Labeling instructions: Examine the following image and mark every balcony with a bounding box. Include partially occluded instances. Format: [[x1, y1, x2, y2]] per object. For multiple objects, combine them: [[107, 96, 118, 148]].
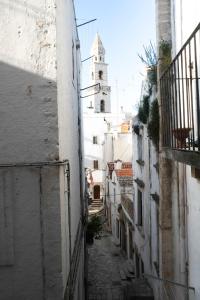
[[160, 23, 200, 167]]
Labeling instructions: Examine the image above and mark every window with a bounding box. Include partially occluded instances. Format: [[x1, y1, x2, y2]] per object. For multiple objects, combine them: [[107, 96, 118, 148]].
[[93, 136, 98, 144], [92, 72, 94, 80], [72, 40, 75, 80], [100, 100, 105, 112], [116, 219, 119, 238], [99, 70, 103, 80], [93, 160, 98, 169], [107, 182, 110, 196], [137, 135, 143, 160], [141, 259, 144, 275], [137, 189, 143, 226], [100, 56, 101, 61]]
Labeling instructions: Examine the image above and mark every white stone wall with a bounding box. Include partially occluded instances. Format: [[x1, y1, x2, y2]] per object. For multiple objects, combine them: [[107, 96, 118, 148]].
[[169, 2, 200, 299], [113, 132, 132, 162], [172, 0, 200, 54], [132, 105, 160, 298], [0, 1, 85, 299]]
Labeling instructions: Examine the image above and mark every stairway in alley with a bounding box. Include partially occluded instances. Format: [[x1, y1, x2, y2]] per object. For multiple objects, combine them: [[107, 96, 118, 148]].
[[88, 199, 104, 215], [87, 230, 154, 300]]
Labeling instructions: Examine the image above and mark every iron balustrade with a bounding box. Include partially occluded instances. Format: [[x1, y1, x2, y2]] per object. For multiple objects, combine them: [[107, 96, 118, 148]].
[[160, 23, 200, 152]]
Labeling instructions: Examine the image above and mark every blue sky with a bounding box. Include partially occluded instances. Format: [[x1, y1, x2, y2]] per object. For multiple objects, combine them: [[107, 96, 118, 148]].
[[75, 0, 156, 113]]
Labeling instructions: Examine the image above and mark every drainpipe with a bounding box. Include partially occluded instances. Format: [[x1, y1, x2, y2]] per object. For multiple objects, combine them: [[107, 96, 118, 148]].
[[183, 164, 189, 300]]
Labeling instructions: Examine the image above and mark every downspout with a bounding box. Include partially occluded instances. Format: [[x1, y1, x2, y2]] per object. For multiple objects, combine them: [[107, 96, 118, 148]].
[[183, 164, 189, 300], [39, 167, 46, 300]]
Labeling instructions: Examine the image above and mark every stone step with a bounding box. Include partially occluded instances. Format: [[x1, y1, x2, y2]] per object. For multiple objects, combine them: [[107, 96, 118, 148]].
[[119, 269, 127, 281], [122, 266, 135, 279], [126, 279, 154, 300], [125, 260, 135, 274]]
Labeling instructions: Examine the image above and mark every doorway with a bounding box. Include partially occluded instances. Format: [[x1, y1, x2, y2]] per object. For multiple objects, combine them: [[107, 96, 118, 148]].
[[93, 185, 100, 199]]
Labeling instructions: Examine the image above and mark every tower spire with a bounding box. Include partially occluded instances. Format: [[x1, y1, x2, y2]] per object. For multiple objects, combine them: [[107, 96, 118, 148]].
[[91, 33, 105, 62]]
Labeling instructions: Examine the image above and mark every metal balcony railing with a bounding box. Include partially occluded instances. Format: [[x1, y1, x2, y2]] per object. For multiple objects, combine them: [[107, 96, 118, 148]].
[[160, 23, 200, 153], [144, 273, 195, 300]]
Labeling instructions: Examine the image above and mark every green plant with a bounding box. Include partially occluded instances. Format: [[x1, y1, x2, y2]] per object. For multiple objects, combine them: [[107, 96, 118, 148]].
[[143, 95, 149, 117], [138, 42, 157, 68], [87, 215, 102, 237], [138, 42, 158, 87], [138, 95, 150, 124], [159, 40, 171, 72], [147, 98, 159, 148]]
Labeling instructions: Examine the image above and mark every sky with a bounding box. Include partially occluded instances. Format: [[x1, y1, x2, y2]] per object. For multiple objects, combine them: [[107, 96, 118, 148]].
[[74, 0, 156, 114]]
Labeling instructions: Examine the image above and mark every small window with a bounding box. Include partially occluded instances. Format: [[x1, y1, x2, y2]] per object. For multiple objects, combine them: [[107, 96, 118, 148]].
[[100, 56, 101, 61], [95, 56, 97, 61], [93, 160, 98, 169], [93, 136, 98, 144], [116, 219, 119, 238], [138, 135, 143, 160], [137, 190, 143, 226], [100, 100, 105, 112], [92, 72, 94, 80], [99, 70, 103, 80], [107, 182, 110, 196], [72, 40, 75, 80]]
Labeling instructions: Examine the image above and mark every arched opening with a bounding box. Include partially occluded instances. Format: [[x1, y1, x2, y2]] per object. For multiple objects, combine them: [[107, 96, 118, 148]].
[[100, 100, 105, 112], [93, 185, 100, 199], [99, 70, 103, 80]]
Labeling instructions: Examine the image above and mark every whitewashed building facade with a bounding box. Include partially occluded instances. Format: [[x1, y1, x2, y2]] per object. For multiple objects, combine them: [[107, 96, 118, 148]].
[[154, 0, 200, 299], [0, 1, 85, 300], [132, 83, 160, 298]]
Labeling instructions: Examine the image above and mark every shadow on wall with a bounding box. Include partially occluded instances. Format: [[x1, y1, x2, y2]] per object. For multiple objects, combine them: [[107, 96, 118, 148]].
[[0, 61, 58, 163]]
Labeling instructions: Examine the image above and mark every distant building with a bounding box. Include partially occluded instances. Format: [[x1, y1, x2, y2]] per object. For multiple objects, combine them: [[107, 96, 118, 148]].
[[83, 34, 131, 208], [105, 161, 134, 259]]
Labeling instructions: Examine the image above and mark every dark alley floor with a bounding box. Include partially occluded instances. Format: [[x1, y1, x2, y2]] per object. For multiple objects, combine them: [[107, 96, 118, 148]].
[[87, 231, 127, 300], [86, 230, 154, 300]]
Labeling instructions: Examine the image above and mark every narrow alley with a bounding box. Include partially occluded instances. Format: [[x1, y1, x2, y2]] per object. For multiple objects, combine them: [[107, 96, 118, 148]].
[[87, 229, 154, 300]]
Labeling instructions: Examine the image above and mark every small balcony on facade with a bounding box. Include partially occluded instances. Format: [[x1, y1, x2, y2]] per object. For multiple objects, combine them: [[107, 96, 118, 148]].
[[160, 23, 200, 167]]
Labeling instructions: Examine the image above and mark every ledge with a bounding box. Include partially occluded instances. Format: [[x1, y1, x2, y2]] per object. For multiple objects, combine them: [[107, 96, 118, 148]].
[[136, 225, 145, 238], [162, 148, 200, 169], [153, 162, 159, 172], [136, 159, 145, 166], [151, 193, 159, 203], [134, 178, 145, 188]]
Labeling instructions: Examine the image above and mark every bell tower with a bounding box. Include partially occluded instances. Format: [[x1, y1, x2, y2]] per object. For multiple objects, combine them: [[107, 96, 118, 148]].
[[88, 33, 111, 113]]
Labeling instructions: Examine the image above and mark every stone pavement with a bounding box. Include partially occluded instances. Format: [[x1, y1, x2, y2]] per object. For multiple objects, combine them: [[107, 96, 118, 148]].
[[87, 231, 127, 300]]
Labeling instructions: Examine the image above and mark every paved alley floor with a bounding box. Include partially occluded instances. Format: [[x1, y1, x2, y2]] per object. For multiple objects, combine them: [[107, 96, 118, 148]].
[[87, 231, 127, 300]]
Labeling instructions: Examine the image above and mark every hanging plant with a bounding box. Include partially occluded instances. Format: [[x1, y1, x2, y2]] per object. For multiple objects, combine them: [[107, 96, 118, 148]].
[[138, 95, 150, 124], [138, 42, 158, 86], [159, 40, 171, 73], [147, 98, 159, 149]]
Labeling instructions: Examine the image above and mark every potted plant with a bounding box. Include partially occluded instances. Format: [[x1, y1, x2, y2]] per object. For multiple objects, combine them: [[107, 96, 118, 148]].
[[172, 127, 191, 148], [138, 42, 158, 86], [86, 215, 102, 244]]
